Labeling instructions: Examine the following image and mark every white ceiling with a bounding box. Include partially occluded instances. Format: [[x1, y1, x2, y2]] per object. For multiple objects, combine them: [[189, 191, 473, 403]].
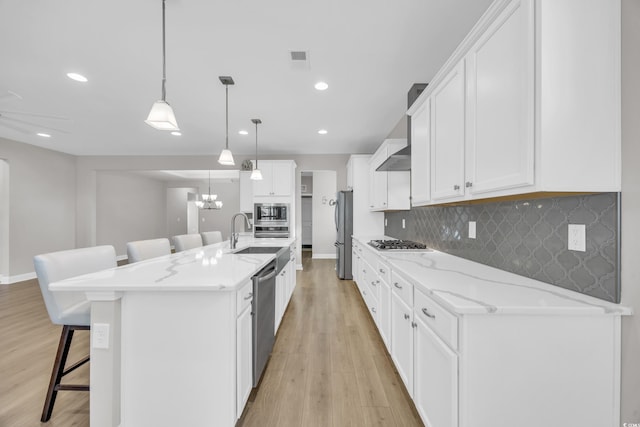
[[0, 0, 492, 157]]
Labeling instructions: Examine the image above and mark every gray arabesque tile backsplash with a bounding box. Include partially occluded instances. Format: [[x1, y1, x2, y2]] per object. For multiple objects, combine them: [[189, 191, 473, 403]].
[[385, 193, 620, 303]]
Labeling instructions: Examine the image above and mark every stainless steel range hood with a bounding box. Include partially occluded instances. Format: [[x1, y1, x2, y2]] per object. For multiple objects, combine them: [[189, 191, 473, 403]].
[[376, 144, 411, 171], [376, 83, 427, 172]]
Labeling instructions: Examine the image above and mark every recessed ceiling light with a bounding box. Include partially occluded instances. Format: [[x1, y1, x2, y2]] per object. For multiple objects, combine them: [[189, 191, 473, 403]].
[[66, 72, 88, 82], [37, 133, 51, 138], [314, 81, 328, 91], [318, 129, 328, 135], [171, 131, 181, 136], [238, 130, 249, 135]]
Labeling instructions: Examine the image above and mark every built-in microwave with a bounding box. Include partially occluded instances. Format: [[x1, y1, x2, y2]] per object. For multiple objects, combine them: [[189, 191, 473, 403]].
[[254, 203, 289, 238]]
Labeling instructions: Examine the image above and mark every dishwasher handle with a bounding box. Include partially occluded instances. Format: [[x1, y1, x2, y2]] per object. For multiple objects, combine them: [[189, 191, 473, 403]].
[[256, 265, 278, 283]]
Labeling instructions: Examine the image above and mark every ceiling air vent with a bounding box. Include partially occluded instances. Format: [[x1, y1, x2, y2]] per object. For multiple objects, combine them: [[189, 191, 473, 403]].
[[289, 50, 310, 69]]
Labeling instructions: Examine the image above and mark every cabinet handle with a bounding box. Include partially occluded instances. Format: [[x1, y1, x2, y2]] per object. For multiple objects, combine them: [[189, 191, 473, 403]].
[[394, 282, 402, 289], [465, 181, 473, 188], [363, 290, 367, 295], [379, 268, 385, 274], [422, 308, 436, 319], [244, 292, 253, 300], [370, 205, 374, 208], [411, 321, 417, 328], [371, 281, 377, 287], [371, 307, 377, 313], [404, 313, 410, 320], [363, 269, 366, 274], [453, 184, 460, 190]]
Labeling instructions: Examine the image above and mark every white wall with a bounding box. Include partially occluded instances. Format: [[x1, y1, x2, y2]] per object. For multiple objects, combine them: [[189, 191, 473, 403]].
[[166, 187, 197, 238], [311, 171, 337, 258], [0, 137, 76, 280], [0, 159, 9, 283], [197, 180, 245, 240], [621, 0, 640, 420], [96, 171, 166, 257]]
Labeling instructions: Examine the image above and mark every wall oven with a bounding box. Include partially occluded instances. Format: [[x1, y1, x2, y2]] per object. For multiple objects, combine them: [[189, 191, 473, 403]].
[[254, 203, 289, 238]]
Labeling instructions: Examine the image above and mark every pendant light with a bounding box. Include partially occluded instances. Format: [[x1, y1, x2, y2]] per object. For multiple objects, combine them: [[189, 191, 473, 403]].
[[250, 119, 263, 180], [145, 0, 179, 131], [196, 170, 223, 210], [218, 76, 235, 166]]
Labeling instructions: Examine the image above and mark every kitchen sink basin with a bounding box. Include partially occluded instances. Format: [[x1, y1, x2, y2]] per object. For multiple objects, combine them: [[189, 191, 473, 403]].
[[233, 246, 284, 254]]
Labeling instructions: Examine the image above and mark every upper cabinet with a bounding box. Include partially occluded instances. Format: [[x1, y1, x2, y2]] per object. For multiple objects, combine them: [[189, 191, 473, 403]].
[[252, 160, 295, 197], [408, 0, 621, 206], [368, 139, 411, 211]]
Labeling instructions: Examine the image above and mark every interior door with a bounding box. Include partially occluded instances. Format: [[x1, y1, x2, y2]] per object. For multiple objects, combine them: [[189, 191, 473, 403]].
[[301, 197, 312, 246]]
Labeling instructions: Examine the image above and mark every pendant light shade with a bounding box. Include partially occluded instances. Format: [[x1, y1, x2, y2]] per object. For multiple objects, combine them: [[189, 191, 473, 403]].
[[218, 76, 235, 166], [146, 100, 179, 130], [250, 118, 263, 180], [145, 0, 179, 131]]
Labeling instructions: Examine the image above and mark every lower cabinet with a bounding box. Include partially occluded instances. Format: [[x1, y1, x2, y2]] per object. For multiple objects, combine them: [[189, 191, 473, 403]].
[[390, 292, 414, 396], [413, 313, 458, 427], [236, 281, 253, 420], [378, 276, 391, 350]]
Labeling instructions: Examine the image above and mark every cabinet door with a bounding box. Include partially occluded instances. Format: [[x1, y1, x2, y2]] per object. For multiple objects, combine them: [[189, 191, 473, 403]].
[[414, 315, 458, 427], [411, 99, 431, 206], [252, 163, 273, 196], [431, 62, 466, 201], [390, 292, 413, 395], [368, 149, 388, 210], [236, 305, 253, 419], [271, 162, 292, 196], [378, 278, 391, 351], [275, 271, 285, 333], [465, 0, 534, 195]]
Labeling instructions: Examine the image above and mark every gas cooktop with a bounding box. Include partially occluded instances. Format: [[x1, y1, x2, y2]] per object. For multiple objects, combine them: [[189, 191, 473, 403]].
[[368, 239, 431, 251]]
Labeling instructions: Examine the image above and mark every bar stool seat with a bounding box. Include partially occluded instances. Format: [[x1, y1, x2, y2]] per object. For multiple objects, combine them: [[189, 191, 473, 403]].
[[34, 245, 117, 422], [201, 231, 223, 246], [126, 238, 171, 263], [172, 233, 203, 252]]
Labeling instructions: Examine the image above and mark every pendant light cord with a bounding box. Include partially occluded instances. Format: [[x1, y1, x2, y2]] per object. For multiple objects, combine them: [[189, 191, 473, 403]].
[[225, 85, 229, 149], [255, 121, 259, 169], [161, 0, 167, 101]]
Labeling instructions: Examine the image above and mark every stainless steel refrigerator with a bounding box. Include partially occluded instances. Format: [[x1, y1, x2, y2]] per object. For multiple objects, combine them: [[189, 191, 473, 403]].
[[334, 190, 353, 279]]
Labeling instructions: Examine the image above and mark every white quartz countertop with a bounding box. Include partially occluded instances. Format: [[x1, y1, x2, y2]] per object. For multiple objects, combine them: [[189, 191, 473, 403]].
[[354, 236, 631, 316], [49, 236, 295, 293]]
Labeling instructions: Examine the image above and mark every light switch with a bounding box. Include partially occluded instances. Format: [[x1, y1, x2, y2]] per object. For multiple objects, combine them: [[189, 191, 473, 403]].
[[92, 323, 110, 349], [402, 219, 406, 229], [568, 224, 586, 252], [469, 221, 476, 239], [385, 218, 387, 227]]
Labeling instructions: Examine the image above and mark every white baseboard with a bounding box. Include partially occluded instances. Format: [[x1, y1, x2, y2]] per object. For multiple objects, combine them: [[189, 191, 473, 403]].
[[296, 263, 303, 270], [312, 253, 337, 260], [6, 272, 37, 284], [0, 274, 7, 285]]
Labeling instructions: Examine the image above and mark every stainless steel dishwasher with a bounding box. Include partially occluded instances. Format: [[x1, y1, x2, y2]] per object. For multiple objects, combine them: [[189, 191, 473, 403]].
[[252, 247, 290, 387]]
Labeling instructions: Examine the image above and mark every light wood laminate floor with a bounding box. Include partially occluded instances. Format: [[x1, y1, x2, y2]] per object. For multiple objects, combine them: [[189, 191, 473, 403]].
[[1, 253, 422, 427]]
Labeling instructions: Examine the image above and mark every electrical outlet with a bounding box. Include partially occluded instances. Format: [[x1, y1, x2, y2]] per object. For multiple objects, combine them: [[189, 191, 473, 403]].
[[402, 218, 406, 229], [92, 323, 110, 349], [469, 221, 476, 239], [568, 224, 586, 252]]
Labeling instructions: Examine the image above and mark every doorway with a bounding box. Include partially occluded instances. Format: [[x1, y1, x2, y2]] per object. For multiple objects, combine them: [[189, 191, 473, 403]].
[[301, 172, 313, 250], [0, 159, 9, 284]]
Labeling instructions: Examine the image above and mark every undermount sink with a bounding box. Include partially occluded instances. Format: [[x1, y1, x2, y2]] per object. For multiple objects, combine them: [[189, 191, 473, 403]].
[[233, 246, 284, 255]]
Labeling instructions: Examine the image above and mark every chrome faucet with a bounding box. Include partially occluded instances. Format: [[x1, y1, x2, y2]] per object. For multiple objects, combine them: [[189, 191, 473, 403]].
[[230, 212, 251, 249]]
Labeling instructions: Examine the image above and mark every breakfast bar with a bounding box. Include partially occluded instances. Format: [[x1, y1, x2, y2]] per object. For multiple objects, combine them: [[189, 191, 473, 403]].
[[49, 237, 295, 427]]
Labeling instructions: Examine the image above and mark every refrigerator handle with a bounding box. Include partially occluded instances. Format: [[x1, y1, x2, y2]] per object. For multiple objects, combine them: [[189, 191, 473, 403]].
[[334, 198, 339, 232]]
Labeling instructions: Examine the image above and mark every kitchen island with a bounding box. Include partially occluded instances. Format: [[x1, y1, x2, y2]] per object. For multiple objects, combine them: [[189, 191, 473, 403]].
[[352, 235, 631, 427], [49, 236, 296, 427]]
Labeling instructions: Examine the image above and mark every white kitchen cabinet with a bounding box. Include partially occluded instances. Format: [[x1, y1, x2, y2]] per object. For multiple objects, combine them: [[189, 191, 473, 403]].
[[430, 61, 466, 202], [410, 99, 431, 206], [236, 289, 253, 420], [413, 313, 458, 427], [465, 0, 534, 196], [390, 291, 413, 396], [252, 161, 294, 197], [368, 139, 411, 211], [377, 270, 391, 350], [239, 171, 253, 213], [408, 0, 621, 205], [275, 267, 286, 333]]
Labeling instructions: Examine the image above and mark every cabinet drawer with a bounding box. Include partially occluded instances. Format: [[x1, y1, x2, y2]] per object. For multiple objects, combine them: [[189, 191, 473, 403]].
[[414, 289, 458, 350], [391, 271, 413, 307], [376, 260, 391, 285], [236, 280, 253, 313]]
